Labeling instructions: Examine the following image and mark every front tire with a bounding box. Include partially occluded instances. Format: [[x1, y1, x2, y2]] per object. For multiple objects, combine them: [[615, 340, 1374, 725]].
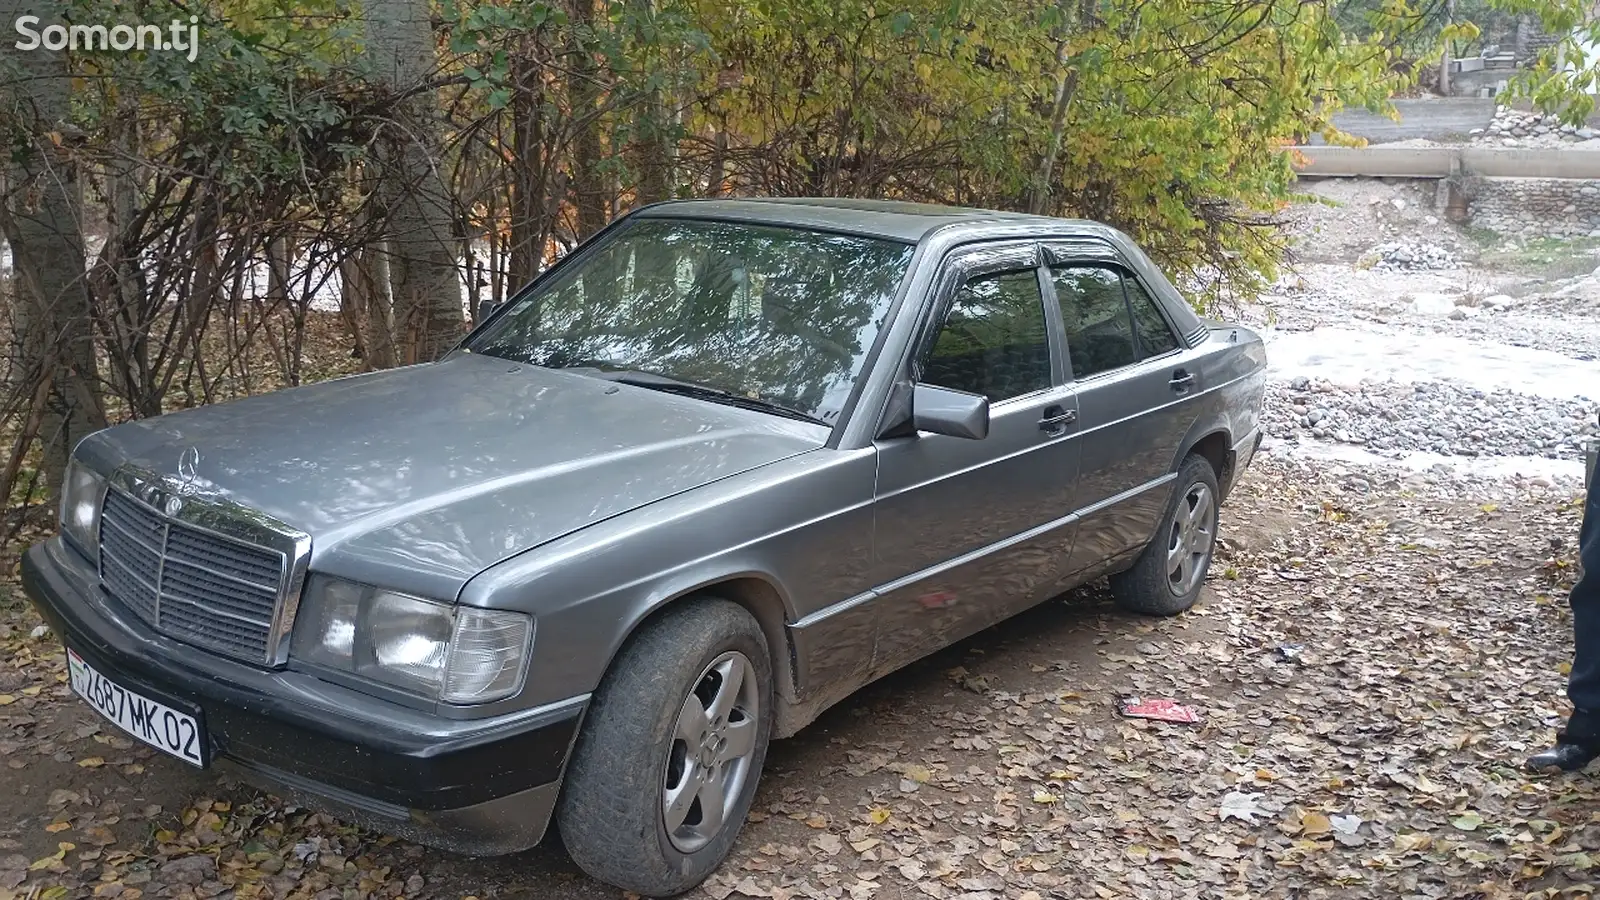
[[558, 598, 773, 897], [1110, 454, 1221, 616]]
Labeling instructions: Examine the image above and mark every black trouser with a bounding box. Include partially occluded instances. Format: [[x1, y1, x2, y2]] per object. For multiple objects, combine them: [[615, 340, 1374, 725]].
[[1564, 472, 1600, 746]]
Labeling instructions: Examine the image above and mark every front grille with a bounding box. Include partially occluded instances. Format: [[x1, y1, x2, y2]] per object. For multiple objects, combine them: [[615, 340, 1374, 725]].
[[98, 488, 288, 662]]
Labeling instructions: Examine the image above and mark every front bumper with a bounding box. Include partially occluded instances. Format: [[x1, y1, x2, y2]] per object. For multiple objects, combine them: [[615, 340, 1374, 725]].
[[22, 539, 583, 856]]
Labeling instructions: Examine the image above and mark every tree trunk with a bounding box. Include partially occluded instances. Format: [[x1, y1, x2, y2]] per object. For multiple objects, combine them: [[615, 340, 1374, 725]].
[[634, 89, 673, 204], [1026, 0, 1095, 215], [569, 0, 608, 240], [338, 254, 371, 361], [361, 246, 399, 370], [266, 234, 291, 306], [365, 0, 466, 363], [0, 0, 108, 504], [508, 49, 547, 287], [1437, 0, 1455, 96]]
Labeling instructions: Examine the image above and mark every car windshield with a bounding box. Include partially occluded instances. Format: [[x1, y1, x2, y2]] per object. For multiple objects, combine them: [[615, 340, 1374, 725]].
[[469, 218, 916, 425]]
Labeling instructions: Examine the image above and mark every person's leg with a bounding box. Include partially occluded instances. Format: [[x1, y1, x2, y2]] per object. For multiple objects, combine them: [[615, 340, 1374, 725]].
[[1530, 474, 1600, 771], [1566, 477, 1600, 733]]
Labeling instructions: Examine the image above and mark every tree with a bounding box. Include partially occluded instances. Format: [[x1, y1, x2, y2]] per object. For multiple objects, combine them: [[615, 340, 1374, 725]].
[[0, 0, 108, 506], [365, 0, 468, 363]]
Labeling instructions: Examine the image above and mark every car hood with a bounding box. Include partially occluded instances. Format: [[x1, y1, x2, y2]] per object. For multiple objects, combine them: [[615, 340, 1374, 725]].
[[81, 352, 826, 599]]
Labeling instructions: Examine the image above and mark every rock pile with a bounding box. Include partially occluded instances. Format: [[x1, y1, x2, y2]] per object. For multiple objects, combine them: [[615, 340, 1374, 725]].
[[1473, 108, 1600, 148], [1364, 240, 1459, 271], [1262, 376, 1599, 460]]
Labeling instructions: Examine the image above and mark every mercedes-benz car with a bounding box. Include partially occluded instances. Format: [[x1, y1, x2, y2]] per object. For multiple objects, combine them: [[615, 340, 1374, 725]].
[[23, 198, 1266, 897]]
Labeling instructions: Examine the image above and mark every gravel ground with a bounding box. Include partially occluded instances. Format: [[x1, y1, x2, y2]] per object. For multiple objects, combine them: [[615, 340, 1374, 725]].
[[1261, 378, 1596, 460], [1257, 181, 1600, 470]]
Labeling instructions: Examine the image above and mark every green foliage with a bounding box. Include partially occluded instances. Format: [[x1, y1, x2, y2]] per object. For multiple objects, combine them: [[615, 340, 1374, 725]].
[[13, 0, 1600, 313]]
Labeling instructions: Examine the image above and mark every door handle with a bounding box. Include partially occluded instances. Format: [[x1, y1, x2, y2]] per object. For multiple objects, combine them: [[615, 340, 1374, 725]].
[[1039, 405, 1077, 434], [1170, 370, 1197, 393]]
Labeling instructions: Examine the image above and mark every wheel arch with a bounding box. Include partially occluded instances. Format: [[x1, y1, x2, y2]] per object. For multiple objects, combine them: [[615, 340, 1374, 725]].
[[601, 571, 801, 717], [1173, 424, 1233, 493]]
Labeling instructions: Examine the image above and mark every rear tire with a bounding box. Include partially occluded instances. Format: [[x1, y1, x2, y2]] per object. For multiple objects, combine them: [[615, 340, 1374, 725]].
[[1110, 454, 1221, 617], [558, 598, 772, 898]]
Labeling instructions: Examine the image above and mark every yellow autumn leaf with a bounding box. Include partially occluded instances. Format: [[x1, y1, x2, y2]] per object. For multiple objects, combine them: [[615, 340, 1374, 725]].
[[1032, 790, 1059, 804], [1301, 812, 1332, 834], [0, 694, 16, 705], [1394, 832, 1432, 853], [904, 764, 932, 783], [866, 807, 891, 825], [45, 822, 71, 833], [77, 757, 105, 768], [803, 814, 828, 828]]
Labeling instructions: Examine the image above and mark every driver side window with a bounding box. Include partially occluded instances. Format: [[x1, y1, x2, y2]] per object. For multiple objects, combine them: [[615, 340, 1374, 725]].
[[919, 269, 1051, 401]]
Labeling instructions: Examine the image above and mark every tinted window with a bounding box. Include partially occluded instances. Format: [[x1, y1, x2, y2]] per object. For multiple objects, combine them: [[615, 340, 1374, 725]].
[[1126, 278, 1178, 357], [1051, 266, 1136, 379], [470, 219, 915, 424], [920, 269, 1050, 401]]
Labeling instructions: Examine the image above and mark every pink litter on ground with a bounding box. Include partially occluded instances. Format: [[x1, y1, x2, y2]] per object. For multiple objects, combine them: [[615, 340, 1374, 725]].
[[1116, 697, 1201, 723]]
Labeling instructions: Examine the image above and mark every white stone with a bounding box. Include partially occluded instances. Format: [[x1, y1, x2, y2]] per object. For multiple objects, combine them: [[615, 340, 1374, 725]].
[[1409, 293, 1458, 316], [1484, 294, 1516, 309], [1448, 306, 1480, 320], [1391, 198, 1406, 210]]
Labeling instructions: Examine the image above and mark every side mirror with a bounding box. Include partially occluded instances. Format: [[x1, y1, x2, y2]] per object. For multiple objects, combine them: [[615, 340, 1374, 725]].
[[912, 383, 990, 440]]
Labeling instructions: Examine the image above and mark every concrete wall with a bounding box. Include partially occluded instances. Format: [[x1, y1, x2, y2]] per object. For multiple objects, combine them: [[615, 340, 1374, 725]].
[[1293, 146, 1600, 179], [1463, 177, 1600, 238]]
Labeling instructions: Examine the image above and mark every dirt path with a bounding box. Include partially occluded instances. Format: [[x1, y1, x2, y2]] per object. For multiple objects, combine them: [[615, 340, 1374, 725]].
[[1, 456, 1593, 900]]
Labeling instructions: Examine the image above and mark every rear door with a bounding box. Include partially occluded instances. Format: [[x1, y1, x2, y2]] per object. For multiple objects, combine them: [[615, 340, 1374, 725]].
[[1047, 253, 1203, 580], [867, 243, 1084, 675]]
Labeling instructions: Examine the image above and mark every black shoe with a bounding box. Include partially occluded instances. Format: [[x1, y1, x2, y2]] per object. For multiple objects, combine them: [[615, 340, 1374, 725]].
[[1527, 741, 1600, 772]]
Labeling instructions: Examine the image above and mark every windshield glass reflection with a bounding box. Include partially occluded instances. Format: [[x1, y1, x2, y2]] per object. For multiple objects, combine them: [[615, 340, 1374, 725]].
[[470, 218, 916, 424]]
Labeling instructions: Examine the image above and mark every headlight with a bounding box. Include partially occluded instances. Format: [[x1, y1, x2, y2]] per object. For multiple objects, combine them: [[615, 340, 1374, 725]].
[[292, 576, 533, 705], [60, 459, 106, 563]]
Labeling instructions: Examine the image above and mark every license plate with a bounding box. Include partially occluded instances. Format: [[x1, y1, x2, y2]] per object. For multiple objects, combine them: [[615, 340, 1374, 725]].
[[67, 648, 205, 767]]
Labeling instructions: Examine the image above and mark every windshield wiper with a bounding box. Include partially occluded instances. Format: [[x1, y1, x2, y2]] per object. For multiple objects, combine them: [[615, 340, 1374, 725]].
[[605, 373, 830, 427]]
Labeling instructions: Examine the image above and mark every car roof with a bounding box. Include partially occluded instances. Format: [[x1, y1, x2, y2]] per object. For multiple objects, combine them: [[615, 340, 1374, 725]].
[[634, 197, 1104, 244], [630, 196, 1209, 346]]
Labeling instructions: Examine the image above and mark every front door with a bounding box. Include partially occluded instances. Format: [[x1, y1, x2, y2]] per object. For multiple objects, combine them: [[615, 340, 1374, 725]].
[[868, 246, 1083, 675]]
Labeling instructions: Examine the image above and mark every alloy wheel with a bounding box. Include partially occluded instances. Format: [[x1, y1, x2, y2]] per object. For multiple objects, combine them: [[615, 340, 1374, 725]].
[[1166, 482, 1216, 596], [662, 651, 761, 853]]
